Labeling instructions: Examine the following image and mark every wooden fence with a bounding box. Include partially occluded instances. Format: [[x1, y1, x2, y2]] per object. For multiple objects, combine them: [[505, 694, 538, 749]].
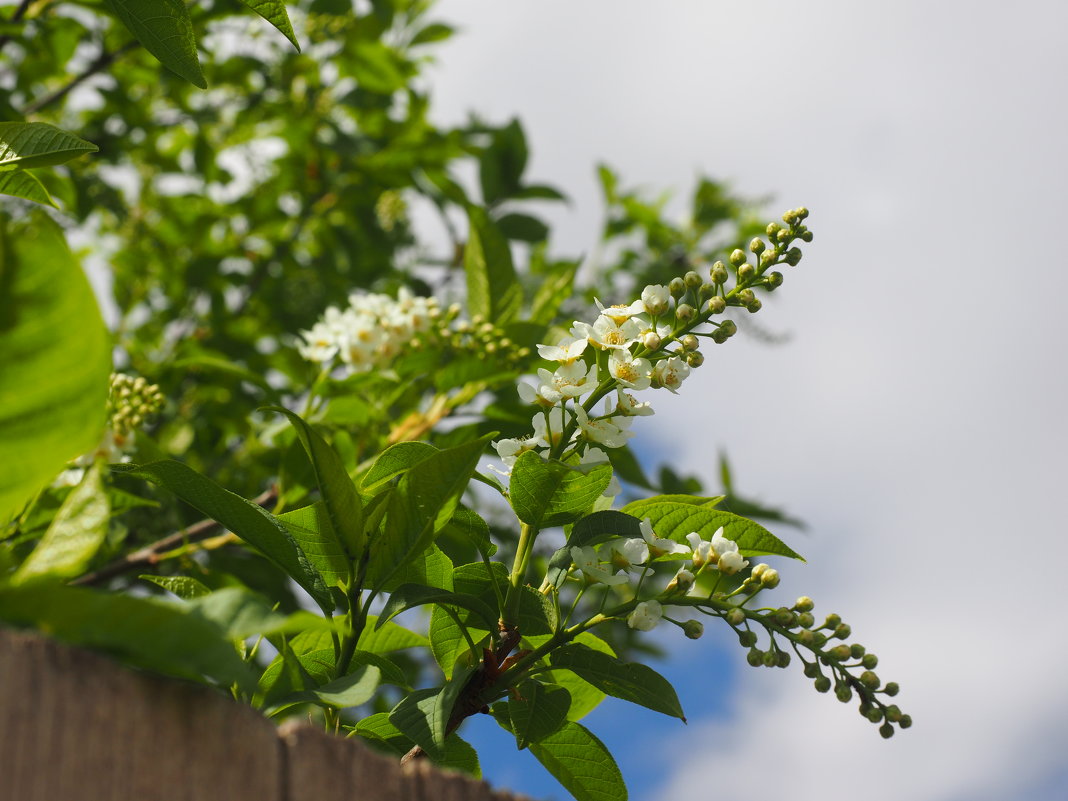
[[0, 628, 531, 801]]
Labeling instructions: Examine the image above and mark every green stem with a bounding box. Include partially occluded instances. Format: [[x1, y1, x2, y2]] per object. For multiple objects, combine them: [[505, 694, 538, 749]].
[[503, 522, 537, 625]]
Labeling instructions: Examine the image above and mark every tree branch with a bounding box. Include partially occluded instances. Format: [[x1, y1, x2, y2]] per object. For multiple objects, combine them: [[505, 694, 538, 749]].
[[23, 41, 139, 116], [0, 0, 35, 54], [71, 485, 278, 587]]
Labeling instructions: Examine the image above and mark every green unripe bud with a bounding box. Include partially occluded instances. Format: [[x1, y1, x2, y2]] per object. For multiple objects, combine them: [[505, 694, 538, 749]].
[[737, 263, 755, 282], [762, 650, 778, 668], [785, 247, 803, 266], [812, 632, 828, 648], [782, 209, 798, 224], [859, 671, 880, 690], [765, 271, 784, 289], [797, 612, 815, 629], [774, 608, 796, 627], [719, 319, 738, 337], [776, 651, 791, 668], [867, 707, 885, 724], [710, 262, 729, 285], [759, 251, 776, 268], [814, 676, 832, 693], [698, 282, 717, 300], [829, 645, 851, 661], [726, 608, 746, 626], [736, 288, 756, 306], [823, 614, 842, 629], [862, 653, 879, 670], [750, 563, 768, 579], [899, 714, 912, 729], [746, 298, 763, 313], [794, 596, 814, 613], [834, 623, 852, 640], [749, 237, 765, 254], [797, 629, 815, 646], [684, 270, 703, 289], [760, 568, 780, 588], [685, 351, 704, 368], [747, 648, 763, 667], [883, 682, 899, 697], [796, 206, 809, 220], [885, 705, 902, 723], [879, 722, 895, 739], [729, 248, 748, 267], [711, 327, 730, 344], [738, 630, 758, 647], [669, 277, 686, 298], [676, 303, 695, 321], [850, 644, 866, 659], [680, 334, 699, 351], [766, 222, 781, 237], [836, 685, 853, 703], [803, 662, 819, 678], [706, 296, 727, 315], [800, 230, 814, 242], [683, 620, 704, 640], [776, 229, 791, 244]]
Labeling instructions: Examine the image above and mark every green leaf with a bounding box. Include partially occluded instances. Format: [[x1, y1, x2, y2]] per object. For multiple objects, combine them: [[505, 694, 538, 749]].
[[529, 260, 578, 326], [378, 544, 454, 593], [378, 584, 496, 632], [0, 582, 255, 691], [13, 462, 109, 584], [0, 211, 110, 524], [509, 451, 612, 528], [441, 505, 497, 557], [0, 123, 98, 171], [365, 433, 493, 591], [185, 587, 339, 639], [544, 632, 614, 721], [479, 119, 527, 204], [410, 22, 454, 46], [298, 664, 380, 708], [528, 721, 627, 801], [346, 650, 410, 689], [514, 184, 567, 201], [112, 460, 333, 612], [463, 206, 521, 324], [550, 644, 685, 721], [389, 666, 474, 754], [545, 510, 643, 589], [360, 441, 438, 492], [428, 562, 507, 677], [139, 574, 211, 599], [0, 169, 56, 207], [256, 642, 327, 707], [171, 355, 280, 398], [496, 212, 548, 243], [433, 356, 517, 392], [508, 680, 570, 749], [623, 494, 724, 512], [103, 0, 207, 88], [352, 715, 480, 777], [266, 407, 364, 565], [236, 0, 300, 50], [277, 502, 350, 588], [620, 499, 803, 561], [357, 615, 428, 654]]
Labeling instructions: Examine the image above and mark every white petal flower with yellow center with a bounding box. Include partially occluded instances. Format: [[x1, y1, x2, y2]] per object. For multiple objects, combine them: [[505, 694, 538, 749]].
[[628, 600, 663, 631], [518, 380, 561, 407], [686, 531, 714, 568], [651, 356, 691, 393], [536, 337, 588, 364], [571, 546, 629, 585], [546, 362, 599, 399], [640, 518, 689, 558], [608, 350, 652, 391], [493, 436, 539, 468], [574, 405, 632, 449], [610, 538, 650, 570], [615, 390, 654, 417], [710, 527, 749, 575], [595, 297, 646, 325]]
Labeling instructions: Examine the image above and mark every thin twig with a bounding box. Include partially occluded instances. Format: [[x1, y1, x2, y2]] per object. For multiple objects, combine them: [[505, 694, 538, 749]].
[[22, 41, 138, 116], [72, 486, 277, 587]]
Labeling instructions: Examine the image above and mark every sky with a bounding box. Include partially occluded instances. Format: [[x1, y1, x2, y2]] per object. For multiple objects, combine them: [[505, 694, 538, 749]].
[[422, 2, 1068, 799]]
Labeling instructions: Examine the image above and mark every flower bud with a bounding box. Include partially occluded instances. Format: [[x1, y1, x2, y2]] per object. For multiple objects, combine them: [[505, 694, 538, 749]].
[[776, 229, 791, 244], [711, 327, 729, 344], [668, 277, 686, 298], [814, 676, 832, 693], [729, 248, 748, 267], [777, 651, 791, 668], [738, 630, 757, 647], [774, 608, 797, 628], [719, 320, 737, 337], [794, 596, 814, 613], [726, 608, 746, 626], [860, 671, 880, 690], [861, 653, 878, 669], [746, 648, 763, 667], [765, 271, 784, 289], [899, 714, 912, 729], [746, 298, 762, 313], [796, 207, 809, 220], [800, 230, 814, 242], [737, 288, 756, 306], [850, 644, 866, 659], [751, 563, 768, 579], [823, 613, 842, 629], [879, 723, 895, 739], [762, 651, 778, 668], [737, 264, 755, 282], [642, 331, 662, 350], [685, 351, 704, 368], [812, 632, 828, 648], [676, 303, 695, 321], [706, 296, 726, 315], [680, 334, 699, 351], [759, 251, 776, 268], [761, 568, 780, 588], [766, 222, 782, 237], [683, 620, 704, 639], [834, 623, 852, 639], [710, 262, 729, 285], [684, 270, 703, 289], [867, 707, 885, 724], [835, 684, 853, 703], [829, 645, 851, 661], [785, 247, 803, 266], [803, 662, 820, 678], [797, 629, 815, 646], [749, 237, 765, 254], [885, 705, 902, 723], [883, 682, 899, 697]]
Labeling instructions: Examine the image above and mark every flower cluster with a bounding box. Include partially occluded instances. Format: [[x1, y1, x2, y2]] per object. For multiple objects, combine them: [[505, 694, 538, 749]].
[[494, 208, 811, 472]]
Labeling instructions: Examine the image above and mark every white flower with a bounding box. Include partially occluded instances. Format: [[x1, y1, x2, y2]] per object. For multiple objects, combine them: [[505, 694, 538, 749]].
[[579, 447, 621, 496], [518, 379, 562, 406], [595, 297, 646, 324], [640, 285, 671, 316], [545, 362, 599, 399], [651, 356, 691, 393], [574, 405, 632, 449], [297, 321, 340, 363], [615, 390, 654, 417], [532, 407, 573, 449], [571, 546, 629, 585], [628, 600, 663, 631], [537, 336, 588, 364], [640, 518, 689, 558], [607, 350, 652, 390], [493, 436, 539, 468], [717, 550, 749, 575], [609, 538, 649, 570], [573, 315, 642, 351], [686, 531, 714, 568], [665, 567, 695, 594]]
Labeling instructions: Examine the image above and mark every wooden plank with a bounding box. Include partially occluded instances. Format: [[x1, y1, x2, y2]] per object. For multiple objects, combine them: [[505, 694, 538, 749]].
[[0, 628, 281, 801]]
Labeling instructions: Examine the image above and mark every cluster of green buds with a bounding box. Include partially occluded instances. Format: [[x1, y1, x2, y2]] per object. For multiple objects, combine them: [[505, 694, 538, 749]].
[[713, 589, 910, 739], [448, 312, 532, 367], [374, 190, 407, 233], [107, 373, 165, 441]]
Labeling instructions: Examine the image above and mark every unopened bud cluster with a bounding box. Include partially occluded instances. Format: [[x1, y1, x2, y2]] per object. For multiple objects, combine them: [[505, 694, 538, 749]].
[[704, 576, 909, 739], [107, 373, 164, 438]]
